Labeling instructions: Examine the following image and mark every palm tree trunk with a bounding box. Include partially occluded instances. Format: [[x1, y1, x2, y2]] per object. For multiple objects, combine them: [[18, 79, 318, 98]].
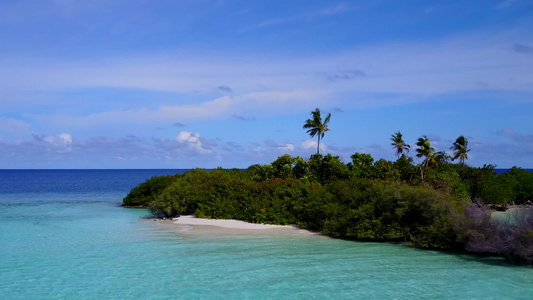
[[317, 135, 320, 154]]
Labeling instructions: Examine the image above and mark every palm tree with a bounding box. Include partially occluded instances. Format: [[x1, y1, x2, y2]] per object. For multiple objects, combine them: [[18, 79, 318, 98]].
[[450, 135, 470, 165], [415, 135, 435, 167], [303, 108, 331, 154], [434, 151, 451, 166], [390, 131, 410, 159]]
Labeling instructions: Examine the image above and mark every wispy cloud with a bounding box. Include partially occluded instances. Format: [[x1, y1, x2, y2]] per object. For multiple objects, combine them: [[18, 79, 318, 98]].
[[233, 114, 256, 121], [3, 28, 531, 107], [224, 141, 244, 152], [1, 28, 531, 139], [323, 70, 365, 82], [265, 139, 294, 152], [0, 117, 31, 135], [233, 115, 256, 122], [494, 0, 518, 10], [513, 43, 533, 54], [26, 89, 324, 134], [471, 128, 533, 167], [218, 85, 233, 93], [498, 127, 533, 144], [1, 1, 531, 169], [246, 2, 352, 31], [319, 2, 351, 16]]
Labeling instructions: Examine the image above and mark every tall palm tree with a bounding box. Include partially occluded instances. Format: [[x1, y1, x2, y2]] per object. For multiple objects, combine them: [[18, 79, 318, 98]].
[[390, 131, 410, 159], [450, 135, 470, 166], [415, 135, 435, 167], [303, 108, 331, 154]]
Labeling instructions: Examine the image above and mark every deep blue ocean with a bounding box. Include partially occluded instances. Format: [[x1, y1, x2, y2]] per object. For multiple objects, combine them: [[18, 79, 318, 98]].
[[495, 168, 533, 174], [1, 169, 532, 299]]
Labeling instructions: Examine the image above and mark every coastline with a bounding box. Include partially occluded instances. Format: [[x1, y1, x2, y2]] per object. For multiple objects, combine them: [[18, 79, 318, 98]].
[[168, 215, 317, 236]]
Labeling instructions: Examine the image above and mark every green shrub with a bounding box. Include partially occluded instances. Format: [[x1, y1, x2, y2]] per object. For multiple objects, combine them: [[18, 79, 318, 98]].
[[348, 152, 374, 179], [122, 175, 176, 206], [122, 154, 530, 263], [308, 153, 350, 184], [507, 167, 533, 204], [372, 159, 400, 181], [477, 173, 515, 206]]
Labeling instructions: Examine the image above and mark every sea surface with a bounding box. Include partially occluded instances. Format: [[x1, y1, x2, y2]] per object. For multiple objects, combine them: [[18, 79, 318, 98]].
[[495, 168, 533, 174], [1, 169, 532, 299]]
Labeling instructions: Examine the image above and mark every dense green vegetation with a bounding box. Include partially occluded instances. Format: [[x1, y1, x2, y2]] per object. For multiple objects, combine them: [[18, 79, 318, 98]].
[[124, 108, 533, 263], [123, 153, 533, 264]]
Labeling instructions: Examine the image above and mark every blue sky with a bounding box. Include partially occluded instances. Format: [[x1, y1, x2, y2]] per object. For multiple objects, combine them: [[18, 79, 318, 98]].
[[1, 0, 532, 169]]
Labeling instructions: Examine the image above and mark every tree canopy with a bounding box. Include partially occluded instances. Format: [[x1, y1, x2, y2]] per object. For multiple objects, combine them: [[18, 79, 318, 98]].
[[123, 153, 533, 264], [416, 136, 435, 167], [391, 131, 410, 159], [451, 135, 470, 165]]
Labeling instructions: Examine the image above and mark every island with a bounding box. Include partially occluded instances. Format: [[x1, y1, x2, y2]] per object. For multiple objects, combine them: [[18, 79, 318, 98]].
[[123, 152, 533, 265]]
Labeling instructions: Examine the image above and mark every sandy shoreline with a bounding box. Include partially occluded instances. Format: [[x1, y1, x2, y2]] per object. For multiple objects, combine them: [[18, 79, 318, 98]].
[[169, 215, 316, 235], [173, 215, 291, 229]]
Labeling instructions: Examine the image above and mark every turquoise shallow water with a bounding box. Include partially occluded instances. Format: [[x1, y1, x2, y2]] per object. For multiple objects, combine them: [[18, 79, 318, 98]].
[[1, 170, 532, 299]]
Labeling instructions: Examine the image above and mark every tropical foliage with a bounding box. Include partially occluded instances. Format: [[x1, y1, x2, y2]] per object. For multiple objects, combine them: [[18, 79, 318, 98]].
[[415, 135, 435, 167], [451, 135, 470, 165], [123, 119, 533, 264], [303, 108, 331, 154], [124, 152, 533, 264], [391, 131, 410, 159]]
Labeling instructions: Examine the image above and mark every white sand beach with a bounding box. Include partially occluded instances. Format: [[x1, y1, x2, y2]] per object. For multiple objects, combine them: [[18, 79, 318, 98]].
[[170, 215, 316, 235], [173, 215, 290, 229]]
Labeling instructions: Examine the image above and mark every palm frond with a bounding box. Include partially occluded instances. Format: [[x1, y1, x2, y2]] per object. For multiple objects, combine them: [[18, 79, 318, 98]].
[[303, 108, 331, 154]]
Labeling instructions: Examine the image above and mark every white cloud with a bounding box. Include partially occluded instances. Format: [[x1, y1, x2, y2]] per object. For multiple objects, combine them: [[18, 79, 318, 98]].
[[31, 133, 74, 154], [58, 133, 73, 144], [301, 140, 316, 150], [265, 139, 295, 153], [0, 133, 225, 168], [301, 140, 327, 153], [176, 131, 212, 154], [2, 26, 531, 108], [0, 26, 530, 141], [26, 89, 324, 132], [283, 144, 295, 152], [0, 117, 31, 134], [35, 133, 72, 146]]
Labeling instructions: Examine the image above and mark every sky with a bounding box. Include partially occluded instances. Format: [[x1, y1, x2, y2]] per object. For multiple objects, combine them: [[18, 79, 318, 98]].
[[0, 0, 532, 169]]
